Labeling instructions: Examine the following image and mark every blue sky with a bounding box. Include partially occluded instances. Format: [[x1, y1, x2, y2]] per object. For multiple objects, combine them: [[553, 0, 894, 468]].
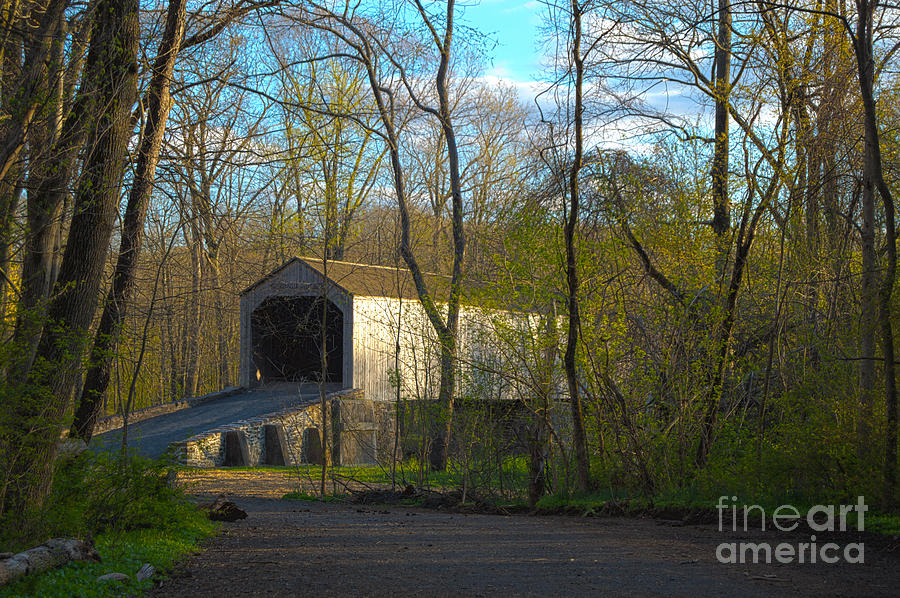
[[455, 0, 709, 147], [459, 0, 545, 85]]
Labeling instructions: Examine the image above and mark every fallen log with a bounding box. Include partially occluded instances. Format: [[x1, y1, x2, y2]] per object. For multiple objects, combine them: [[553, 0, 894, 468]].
[[0, 538, 100, 587], [199, 496, 247, 522]]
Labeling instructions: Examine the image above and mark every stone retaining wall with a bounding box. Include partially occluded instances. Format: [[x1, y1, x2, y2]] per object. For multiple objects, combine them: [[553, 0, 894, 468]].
[[169, 389, 397, 468]]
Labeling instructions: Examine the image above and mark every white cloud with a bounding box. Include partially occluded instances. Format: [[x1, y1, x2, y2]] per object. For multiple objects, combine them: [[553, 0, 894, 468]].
[[477, 69, 548, 109]]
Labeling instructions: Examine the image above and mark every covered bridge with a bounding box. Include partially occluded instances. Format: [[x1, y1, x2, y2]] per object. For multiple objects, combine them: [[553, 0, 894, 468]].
[[239, 257, 515, 403]]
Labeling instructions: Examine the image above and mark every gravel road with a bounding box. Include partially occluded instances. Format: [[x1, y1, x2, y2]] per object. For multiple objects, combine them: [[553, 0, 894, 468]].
[[149, 496, 899, 598], [88, 388, 900, 598]]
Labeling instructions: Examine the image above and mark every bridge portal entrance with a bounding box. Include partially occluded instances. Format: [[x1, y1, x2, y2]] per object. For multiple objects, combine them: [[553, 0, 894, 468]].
[[250, 295, 343, 385]]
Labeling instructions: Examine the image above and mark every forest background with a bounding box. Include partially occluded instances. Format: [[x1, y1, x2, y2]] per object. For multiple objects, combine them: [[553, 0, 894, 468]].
[[0, 0, 898, 544]]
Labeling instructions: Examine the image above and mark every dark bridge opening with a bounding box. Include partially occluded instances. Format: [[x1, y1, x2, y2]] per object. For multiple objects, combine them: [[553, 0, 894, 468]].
[[251, 295, 343, 384]]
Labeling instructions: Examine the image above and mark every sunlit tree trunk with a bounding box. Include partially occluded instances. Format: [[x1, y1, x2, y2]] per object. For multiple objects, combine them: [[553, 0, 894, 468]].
[[71, 0, 188, 440], [0, 0, 139, 518]]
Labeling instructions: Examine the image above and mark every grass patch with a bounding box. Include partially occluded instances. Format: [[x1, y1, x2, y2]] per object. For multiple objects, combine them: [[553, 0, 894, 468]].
[[534, 486, 900, 535], [176, 456, 530, 493], [282, 491, 343, 502], [0, 451, 218, 597], [865, 514, 900, 535], [535, 490, 628, 512], [0, 516, 215, 598]]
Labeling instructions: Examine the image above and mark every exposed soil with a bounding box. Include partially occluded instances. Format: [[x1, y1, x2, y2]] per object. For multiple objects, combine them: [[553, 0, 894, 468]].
[[151, 471, 900, 597], [175, 468, 376, 499]]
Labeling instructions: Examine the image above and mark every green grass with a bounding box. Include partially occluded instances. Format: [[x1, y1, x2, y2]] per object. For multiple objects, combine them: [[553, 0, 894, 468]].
[[181, 461, 463, 487], [534, 487, 900, 535], [0, 513, 215, 598], [535, 490, 629, 512], [283, 491, 343, 502], [178, 455, 532, 492], [190, 459, 900, 534], [865, 513, 900, 535], [0, 452, 220, 597]]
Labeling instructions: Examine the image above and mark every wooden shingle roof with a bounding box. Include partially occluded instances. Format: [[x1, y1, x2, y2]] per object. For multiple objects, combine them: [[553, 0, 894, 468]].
[[241, 257, 458, 301]]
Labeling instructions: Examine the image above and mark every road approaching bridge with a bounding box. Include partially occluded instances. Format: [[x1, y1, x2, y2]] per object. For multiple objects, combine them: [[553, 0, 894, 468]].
[[90, 384, 329, 459]]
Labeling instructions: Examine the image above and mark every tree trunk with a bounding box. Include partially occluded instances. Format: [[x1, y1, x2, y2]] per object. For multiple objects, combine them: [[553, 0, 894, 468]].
[[529, 314, 557, 507], [0, 15, 24, 328], [697, 170, 785, 467], [0, 538, 99, 587], [0, 173, 22, 332], [182, 212, 202, 398], [710, 0, 731, 242], [564, 0, 591, 492], [0, 0, 68, 183], [695, 0, 733, 468], [11, 10, 73, 373], [0, 0, 139, 519], [71, 0, 188, 441], [164, 262, 180, 400], [334, 1, 466, 472], [425, 0, 466, 473], [859, 117, 877, 463], [851, 0, 897, 509], [205, 244, 231, 388], [319, 258, 329, 497]]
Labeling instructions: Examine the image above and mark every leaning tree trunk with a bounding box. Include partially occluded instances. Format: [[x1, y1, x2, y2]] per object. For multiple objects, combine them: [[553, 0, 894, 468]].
[[0, 0, 68, 183], [329, 0, 467, 472], [71, 0, 188, 441], [11, 8, 85, 376], [0, 0, 139, 520]]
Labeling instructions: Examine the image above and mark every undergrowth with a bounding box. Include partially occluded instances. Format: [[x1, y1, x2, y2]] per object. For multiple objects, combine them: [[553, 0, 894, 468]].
[[0, 451, 216, 597]]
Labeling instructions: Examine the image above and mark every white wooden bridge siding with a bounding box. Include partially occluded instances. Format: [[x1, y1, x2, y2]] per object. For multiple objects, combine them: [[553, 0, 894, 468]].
[[351, 296, 519, 403]]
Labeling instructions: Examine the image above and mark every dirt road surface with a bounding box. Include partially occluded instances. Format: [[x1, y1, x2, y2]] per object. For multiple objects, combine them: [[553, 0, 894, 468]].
[[150, 474, 900, 598]]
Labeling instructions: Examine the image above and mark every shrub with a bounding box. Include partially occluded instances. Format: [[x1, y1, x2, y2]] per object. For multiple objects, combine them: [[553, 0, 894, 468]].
[[1, 451, 200, 551]]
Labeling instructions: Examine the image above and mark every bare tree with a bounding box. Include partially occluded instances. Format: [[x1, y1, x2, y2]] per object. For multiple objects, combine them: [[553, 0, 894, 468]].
[[301, 0, 472, 470], [273, 38, 386, 261]]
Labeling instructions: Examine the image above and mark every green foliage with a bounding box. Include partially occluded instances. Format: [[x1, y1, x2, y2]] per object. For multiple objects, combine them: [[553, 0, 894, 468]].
[[0, 452, 214, 596], [14, 452, 195, 546], [0, 519, 214, 598]]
